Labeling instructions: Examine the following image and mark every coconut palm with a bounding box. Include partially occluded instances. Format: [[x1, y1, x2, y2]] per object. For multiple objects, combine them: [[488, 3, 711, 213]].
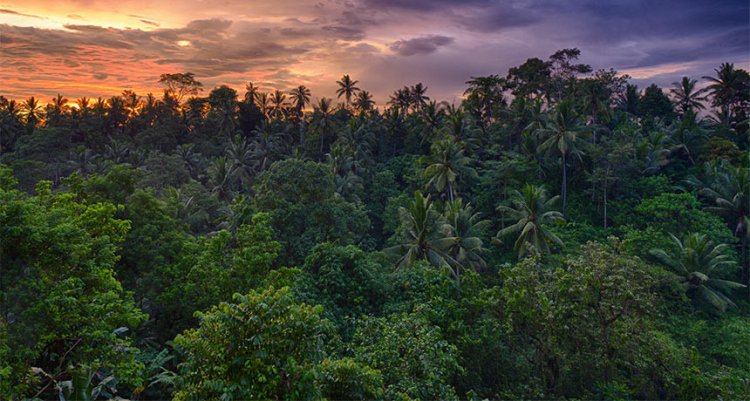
[[209, 156, 235, 202], [270, 90, 287, 120], [703, 63, 750, 119], [289, 85, 311, 117], [226, 136, 254, 189], [104, 139, 130, 164], [423, 139, 477, 202], [535, 100, 587, 216], [312, 97, 335, 156], [46, 94, 69, 126], [22, 96, 44, 129], [254, 92, 272, 120], [174, 143, 201, 179], [650, 233, 744, 312], [388, 87, 412, 114], [410, 82, 430, 111], [385, 191, 454, 270], [670, 77, 708, 115], [336, 74, 360, 109], [442, 199, 489, 282], [353, 90, 375, 113], [687, 159, 750, 295], [496, 184, 565, 258]]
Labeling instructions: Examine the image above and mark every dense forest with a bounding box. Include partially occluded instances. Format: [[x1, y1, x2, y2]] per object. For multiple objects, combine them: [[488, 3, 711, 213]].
[[1, 48, 749, 400]]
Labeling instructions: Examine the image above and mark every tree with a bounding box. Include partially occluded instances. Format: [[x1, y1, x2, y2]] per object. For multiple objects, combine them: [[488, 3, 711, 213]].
[[496, 184, 564, 258], [640, 84, 676, 123], [289, 85, 311, 117], [670, 76, 708, 115], [442, 199, 489, 281], [650, 233, 744, 312], [21, 96, 43, 131], [409, 82, 430, 111], [422, 139, 476, 202], [464, 75, 505, 125], [158, 72, 203, 103], [174, 286, 380, 401], [536, 100, 586, 216], [353, 90, 375, 113], [0, 177, 145, 399], [270, 89, 288, 120], [703, 63, 750, 121], [336, 74, 360, 109], [311, 98, 336, 156], [351, 312, 459, 401], [386, 191, 454, 269], [253, 159, 370, 265], [688, 159, 750, 295]]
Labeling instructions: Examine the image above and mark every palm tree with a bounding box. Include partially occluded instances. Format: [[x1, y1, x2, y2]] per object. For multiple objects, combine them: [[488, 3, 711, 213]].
[[496, 184, 565, 258], [687, 159, 750, 296], [312, 98, 335, 156], [209, 156, 235, 202], [244, 82, 259, 103], [250, 121, 291, 172], [703, 63, 750, 119], [442, 199, 489, 282], [174, 143, 201, 179], [353, 90, 375, 113], [670, 77, 708, 115], [385, 191, 453, 269], [410, 82, 430, 111], [254, 92, 272, 120], [388, 87, 412, 114], [76, 97, 91, 115], [289, 85, 311, 117], [336, 74, 360, 109], [650, 233, 744, 312], [535, 100, 586, 216], [46, 94, 69, 126], [226, 136, 254, 189], [22, 96, 43, 129], [104, 139, 130, 164], [422, 139, 477, 202], [270, 90, 287, 120]]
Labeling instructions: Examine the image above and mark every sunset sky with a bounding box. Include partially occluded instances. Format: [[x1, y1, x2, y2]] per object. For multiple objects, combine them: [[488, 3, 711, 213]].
[[1, 0, 748, 104]]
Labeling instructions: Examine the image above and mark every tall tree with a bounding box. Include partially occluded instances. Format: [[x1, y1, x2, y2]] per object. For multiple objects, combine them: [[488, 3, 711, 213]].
[[496, 184, 565, 258], [158, 72, 203, 103], [703, 63, 750, 121], [21, 96, 43, 131], [670, 76, 708, 115], [442, 199, 489, 282], [422, 139, 477, 202], [536, 100, 586, 216], [289, 85, 311, 117], [336, 74, 360, 109], [386, 191, 454, 269]]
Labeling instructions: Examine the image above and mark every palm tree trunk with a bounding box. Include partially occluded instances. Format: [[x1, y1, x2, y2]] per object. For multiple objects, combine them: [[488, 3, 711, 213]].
[[448, 182, 455, 203], [603, 168, 608, 229], [561, 152, 567, 217]]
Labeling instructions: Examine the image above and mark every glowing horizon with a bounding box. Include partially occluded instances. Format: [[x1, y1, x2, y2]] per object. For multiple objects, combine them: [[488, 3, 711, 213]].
[[1, 0, 747, 104]]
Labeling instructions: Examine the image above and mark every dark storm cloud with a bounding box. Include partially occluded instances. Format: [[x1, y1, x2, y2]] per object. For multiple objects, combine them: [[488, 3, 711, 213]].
[[390, 35, 454, 56]]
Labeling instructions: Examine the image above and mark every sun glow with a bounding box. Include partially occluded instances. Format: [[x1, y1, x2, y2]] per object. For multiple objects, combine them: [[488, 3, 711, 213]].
[[176, 40, 191, 47]]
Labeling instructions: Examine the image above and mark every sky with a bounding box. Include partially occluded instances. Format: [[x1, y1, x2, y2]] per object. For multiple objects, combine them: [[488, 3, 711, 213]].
[[0, 0, 748, 105]]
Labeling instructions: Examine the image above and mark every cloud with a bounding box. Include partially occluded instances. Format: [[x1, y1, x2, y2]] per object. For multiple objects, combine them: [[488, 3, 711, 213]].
[[389, 35, 454, 56], [140, 19, 160, 27], [0, 0, 747, 105]]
